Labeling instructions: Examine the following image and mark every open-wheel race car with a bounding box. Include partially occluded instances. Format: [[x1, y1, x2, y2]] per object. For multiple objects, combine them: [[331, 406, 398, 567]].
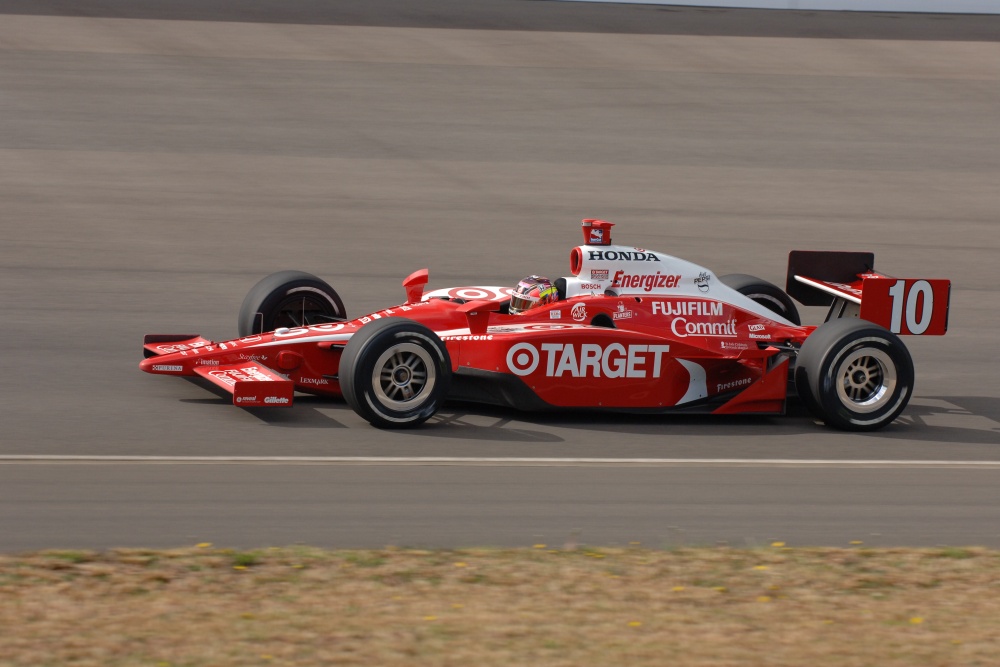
[[141, 220, 950, 431]]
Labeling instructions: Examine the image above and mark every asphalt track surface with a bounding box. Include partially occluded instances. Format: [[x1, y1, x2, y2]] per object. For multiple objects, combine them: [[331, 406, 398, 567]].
[[1, 0, 998, 551]]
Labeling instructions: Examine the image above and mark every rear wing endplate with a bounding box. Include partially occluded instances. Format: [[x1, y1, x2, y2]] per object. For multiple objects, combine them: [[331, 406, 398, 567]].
[[787, 251, 950, 335]]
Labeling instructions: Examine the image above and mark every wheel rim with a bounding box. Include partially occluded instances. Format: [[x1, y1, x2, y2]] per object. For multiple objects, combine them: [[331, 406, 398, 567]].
[[371, 343, 436, 410], [835, 347, 897, 414], [271, 288, 341, 329]]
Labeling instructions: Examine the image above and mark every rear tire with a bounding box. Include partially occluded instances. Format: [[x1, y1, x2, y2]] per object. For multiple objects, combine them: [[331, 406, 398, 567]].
[[794, 319, 913, 431], [339, 318, 451, 429], [719, 273, 801, 325], [238, 271, 346, 337]]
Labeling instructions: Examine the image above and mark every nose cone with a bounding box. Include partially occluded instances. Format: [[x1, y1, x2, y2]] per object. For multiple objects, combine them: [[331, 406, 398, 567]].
[[140, 355, 189, 374]]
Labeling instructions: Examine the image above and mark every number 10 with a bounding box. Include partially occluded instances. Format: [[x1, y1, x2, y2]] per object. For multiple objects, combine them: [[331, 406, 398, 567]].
[[887, 279, 933, 335]]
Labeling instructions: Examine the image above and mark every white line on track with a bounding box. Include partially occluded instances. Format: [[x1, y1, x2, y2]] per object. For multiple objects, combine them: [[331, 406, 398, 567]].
[[2, 456, 1000, 468]]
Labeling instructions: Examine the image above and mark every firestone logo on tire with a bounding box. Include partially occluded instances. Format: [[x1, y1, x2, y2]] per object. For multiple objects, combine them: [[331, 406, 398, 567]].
[[506, 342, 670, 379]]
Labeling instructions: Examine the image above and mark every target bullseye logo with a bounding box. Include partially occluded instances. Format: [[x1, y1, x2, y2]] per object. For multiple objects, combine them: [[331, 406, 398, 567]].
[[506, 342, 540, 376], [443, 287, 516, 301], [451, 288, 491, 300]]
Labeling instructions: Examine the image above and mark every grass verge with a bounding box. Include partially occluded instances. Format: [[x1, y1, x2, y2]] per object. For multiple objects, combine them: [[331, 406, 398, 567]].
[[2, 545, 999, 666]]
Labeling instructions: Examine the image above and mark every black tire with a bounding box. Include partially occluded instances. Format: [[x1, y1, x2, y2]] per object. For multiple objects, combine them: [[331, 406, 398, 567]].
[[339, 318, 451, 429], [794, 319, 913, 431], [719, 273, 801, 325], [238, 271, 346, 337]]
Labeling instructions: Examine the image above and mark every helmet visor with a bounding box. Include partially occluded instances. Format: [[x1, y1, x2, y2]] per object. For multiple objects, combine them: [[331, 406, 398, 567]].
[[509, 293, 538, 315]]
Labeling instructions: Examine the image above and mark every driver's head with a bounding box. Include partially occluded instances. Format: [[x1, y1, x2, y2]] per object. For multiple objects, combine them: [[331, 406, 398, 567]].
[[509, 276, 559, 315]]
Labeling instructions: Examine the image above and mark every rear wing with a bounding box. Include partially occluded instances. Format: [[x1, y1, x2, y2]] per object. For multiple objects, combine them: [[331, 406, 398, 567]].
[[786, 251, 950, 335]]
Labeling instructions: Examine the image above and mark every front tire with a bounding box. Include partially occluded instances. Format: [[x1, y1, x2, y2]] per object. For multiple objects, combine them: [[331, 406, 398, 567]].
[[794, 319, 913, 431], [719, 273, 801, 325], [339, 318, 451, 429], [238, 271, 346, 337]]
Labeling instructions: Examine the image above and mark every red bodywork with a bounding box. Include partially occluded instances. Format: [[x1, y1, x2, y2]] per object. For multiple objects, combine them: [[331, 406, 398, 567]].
[[141, 293, 801, 414], [141, 224, 950, 416]]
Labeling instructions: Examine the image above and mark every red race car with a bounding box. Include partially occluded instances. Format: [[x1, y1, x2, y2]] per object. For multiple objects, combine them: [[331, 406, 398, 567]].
[[141, 220, 950, 431]]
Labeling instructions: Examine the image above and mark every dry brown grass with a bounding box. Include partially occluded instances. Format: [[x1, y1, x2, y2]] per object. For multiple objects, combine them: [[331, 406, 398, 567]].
[[2, 545, 999, 666]]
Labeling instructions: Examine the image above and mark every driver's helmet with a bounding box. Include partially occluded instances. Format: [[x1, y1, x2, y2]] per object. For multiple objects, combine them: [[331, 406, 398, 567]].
[[509, 275, 559, 315]]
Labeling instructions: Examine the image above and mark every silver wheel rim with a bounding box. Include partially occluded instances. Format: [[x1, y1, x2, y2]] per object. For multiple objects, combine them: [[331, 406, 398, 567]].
[[835, 347, 896, 414], [371, 343, 436, 410]]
